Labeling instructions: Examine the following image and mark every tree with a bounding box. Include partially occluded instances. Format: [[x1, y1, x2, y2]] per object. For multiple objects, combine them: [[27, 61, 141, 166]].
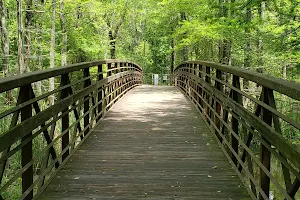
[[180, 12, 188, 61], [60, 0, 67, 66], [35, 0, 45, 95], [24, 0, 33, 73], [17, 0, 25, 74], [49, 0, 56, 105], [105, 0, 128, 59], [257, 0, 266, 70], [244, 2, 252, 69], [0, 0, 13, 103]]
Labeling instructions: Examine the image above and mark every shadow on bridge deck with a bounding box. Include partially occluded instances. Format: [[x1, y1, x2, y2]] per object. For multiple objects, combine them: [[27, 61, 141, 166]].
[[39, 85, 250, 200]]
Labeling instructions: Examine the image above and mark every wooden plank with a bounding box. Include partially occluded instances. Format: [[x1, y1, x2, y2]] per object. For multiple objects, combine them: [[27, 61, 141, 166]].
[[39, 86, 250, 200]]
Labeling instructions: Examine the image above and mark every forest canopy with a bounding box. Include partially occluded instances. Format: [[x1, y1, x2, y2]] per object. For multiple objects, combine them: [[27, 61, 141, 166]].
[[0, 0, 300, 81]]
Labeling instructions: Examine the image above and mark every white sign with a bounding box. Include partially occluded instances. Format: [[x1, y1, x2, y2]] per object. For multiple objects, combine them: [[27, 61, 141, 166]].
[[153, 74, 159, 85]]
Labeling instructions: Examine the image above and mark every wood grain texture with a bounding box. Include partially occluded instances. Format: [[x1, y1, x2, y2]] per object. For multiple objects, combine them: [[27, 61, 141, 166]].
[[175, 60, 300, 101], [39, 85, 250, 200]]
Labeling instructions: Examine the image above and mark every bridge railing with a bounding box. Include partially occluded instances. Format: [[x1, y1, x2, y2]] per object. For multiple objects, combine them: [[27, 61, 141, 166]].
[[174, 61, 300, 200], [0, 60, 142, 199]]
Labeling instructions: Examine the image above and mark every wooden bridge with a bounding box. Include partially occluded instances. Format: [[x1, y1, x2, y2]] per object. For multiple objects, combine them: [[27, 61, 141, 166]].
[[0, 60, 299, 200]]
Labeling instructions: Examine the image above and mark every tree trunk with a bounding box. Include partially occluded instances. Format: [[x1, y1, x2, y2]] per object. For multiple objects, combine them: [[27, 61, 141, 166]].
[[109, 30, 116, 59], [171, 36, 175, 72], [105, 2, 127, 60], [244, 4, 252, 68], [24, 0, 33, 73], [17, 0, 25, 74], [0, 0, 13, 103], [180, 12, 188, 61], [60, 0, 67, 66], [219, 40, 231, 65], [36, 0, 45, 95], [49, 0, 56, 105], [282, 66, 287, 79], [258, 0, 266, 70], [218, 0, 231, 65]]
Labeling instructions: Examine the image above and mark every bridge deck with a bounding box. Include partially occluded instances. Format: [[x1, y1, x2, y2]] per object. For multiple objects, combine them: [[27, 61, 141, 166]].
[[39, 85, 250, 200]]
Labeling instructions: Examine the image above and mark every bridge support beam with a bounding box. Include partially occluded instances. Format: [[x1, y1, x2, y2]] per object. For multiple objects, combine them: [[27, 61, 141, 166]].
[[20, 85, 33, 200]]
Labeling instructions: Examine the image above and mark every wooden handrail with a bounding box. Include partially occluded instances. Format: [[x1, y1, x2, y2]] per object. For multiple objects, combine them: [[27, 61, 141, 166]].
[[175, 60, 300, 101], [0, 60, 142, 200], [0, 59, 142, 93], [174, 61, 300, 200]]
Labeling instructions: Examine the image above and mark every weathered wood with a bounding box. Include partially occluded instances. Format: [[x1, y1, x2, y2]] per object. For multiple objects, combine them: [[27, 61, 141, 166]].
[[288, 178, 300, 198], [259, 87, 272, 200], [231, 75, 243, 166], [39, 86, 250, 200], [0, 95, 22, 185], [177, 81, 264, 199], [204, 66, 211, 124], [176, 70, 300, 170], [181, 68, 300, 131], [266, 90, 293, 192], [66, 87, 83, 140], [179, 79, 295, 200], [214, 70, 223, 141], [174, 62, 300, 200], [176, 60, 300, 101], [97, 64, 103, 121], [0, 72, 134, 153], [61, 74, 70, 161], [20, 84, 33, 200], [0, 60, 142, 200], [238, 101, 261, 172], [0, 60, 142, 93], [30, 86, 59, 168]]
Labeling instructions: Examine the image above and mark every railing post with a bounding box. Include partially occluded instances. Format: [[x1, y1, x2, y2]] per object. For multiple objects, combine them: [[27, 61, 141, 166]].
[[97, 64, 103, 121], [259, 86, 272, 200], [61, 73, 70, 161], [120, 62, 123, 72], [115, 62, 119, 99], [198, 64, 203, 108], [188, 64, 192, 98], [215, 70, 223, 141], [20, 84, 33, 200], [107, 63, 112, 106], [121, 63, 125, 92], [231, 75, 243, 165], [108, 63, 112, 77], [193, 64, 197, 100], [204, 66, 211, 123], [83, 68, 91, 136]]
